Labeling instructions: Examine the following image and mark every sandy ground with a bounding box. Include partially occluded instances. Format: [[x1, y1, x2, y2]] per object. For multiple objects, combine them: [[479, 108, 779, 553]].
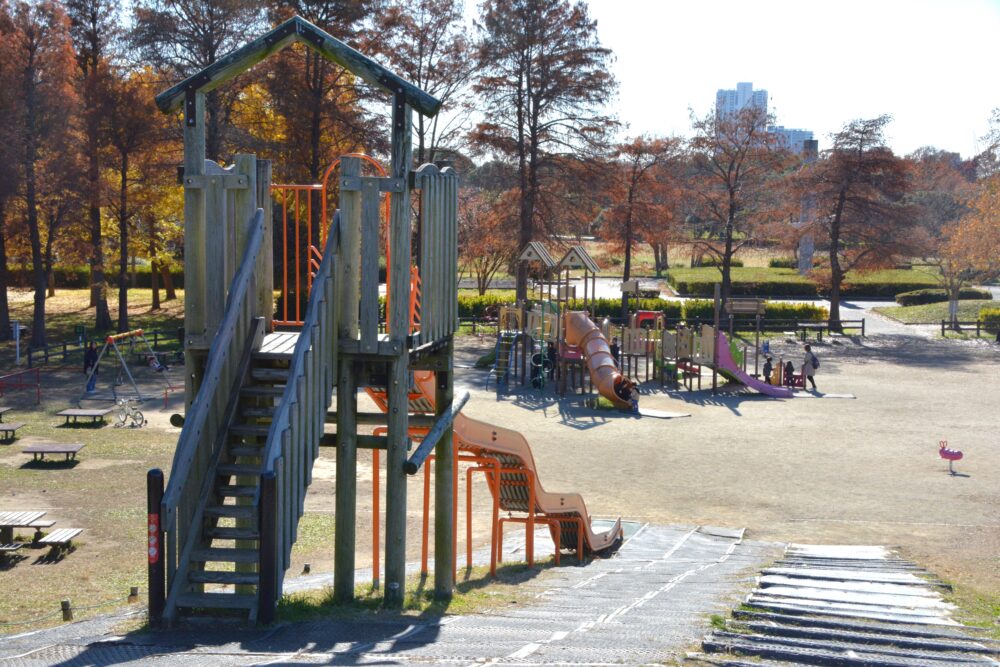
[[442, 332, 1000, 600]]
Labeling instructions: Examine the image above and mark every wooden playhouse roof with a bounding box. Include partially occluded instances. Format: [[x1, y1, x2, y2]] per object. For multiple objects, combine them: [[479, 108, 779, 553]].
[[558, 246, 600, 274], [155, 16, 441, 118], [517, 242, 557, 269]]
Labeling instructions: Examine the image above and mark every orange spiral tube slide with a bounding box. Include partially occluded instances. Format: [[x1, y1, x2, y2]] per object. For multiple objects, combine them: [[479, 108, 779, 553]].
[[562, 311, 633, 410]]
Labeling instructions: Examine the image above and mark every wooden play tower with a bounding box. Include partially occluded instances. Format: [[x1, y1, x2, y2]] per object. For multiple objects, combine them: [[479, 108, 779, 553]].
[[145, 17, 459, 625]]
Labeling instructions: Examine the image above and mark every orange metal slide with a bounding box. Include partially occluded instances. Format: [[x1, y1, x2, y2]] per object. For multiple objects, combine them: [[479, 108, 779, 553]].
[[562, 311, 633, 410]]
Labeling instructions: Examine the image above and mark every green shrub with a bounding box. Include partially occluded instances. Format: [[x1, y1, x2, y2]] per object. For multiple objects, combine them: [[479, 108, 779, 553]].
[[667, 268, 819, 298], [696, 256, 744, 268], [768, 258, 797, 269], [680, 299, 826, 322], [457, 293, 515, 318], [895, 288, 992, 306], [981, 307, 1000, 333]]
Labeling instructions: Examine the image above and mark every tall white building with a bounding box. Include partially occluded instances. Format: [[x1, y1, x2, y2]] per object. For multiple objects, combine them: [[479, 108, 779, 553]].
[[716, 82, 768, 117], [769, 126, 815, 155]]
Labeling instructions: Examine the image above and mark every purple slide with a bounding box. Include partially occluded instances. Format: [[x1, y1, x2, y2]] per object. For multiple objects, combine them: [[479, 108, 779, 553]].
[[715, 332, 794, 398]]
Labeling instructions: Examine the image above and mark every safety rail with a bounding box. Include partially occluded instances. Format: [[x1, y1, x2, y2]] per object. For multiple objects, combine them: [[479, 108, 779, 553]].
[[258, 217, 340, 613], [0, 368, 41, 404], [404, 390, 470, 475], [159, 209, 266, 589]]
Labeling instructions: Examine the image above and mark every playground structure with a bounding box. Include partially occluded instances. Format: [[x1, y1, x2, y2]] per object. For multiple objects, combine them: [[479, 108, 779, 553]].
[[79, 329, 177, 404], [147, 16, 619, 627]]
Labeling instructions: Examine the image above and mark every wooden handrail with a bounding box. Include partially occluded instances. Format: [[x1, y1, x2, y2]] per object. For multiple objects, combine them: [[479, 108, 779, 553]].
[[257, 216, 340, 605], [161, 209, 265, 529]]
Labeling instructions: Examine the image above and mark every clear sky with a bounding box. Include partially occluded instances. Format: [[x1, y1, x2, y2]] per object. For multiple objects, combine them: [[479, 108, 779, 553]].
[[580, 0, 999, 157]]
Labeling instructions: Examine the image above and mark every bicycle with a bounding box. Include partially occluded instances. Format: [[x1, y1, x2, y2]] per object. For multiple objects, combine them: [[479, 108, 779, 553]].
[[116, 398, 146, 428]]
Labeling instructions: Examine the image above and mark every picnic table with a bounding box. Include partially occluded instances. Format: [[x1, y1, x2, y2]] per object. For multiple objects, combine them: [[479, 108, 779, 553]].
[[0, 422, 24, 442], [797, 322, 825, 342], [23, 443, 85, 462], [57, 407, 114, 425], [0, 510, 46, 544], [0, 406, 12, 422]]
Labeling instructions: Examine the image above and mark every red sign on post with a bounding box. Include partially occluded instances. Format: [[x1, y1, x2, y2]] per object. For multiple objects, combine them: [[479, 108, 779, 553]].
[[148, 514, 160, 564]]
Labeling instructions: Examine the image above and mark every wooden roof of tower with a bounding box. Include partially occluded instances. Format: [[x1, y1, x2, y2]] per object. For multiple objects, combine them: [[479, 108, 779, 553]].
[[517, 242, 557, 269], [155, 16, 441, 118], [558, 246, 600, 274]]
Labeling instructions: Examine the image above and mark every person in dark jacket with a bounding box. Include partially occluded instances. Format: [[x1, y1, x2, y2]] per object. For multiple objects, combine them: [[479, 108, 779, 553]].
[[84, 342, 99, 392]]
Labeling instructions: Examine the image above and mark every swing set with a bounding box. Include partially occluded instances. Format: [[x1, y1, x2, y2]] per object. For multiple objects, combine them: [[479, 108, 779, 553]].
[[79, 329, 177, 404]]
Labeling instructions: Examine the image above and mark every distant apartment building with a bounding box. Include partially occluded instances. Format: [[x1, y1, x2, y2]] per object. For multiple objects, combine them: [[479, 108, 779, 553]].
[[715, 82, 816, 154], [769, 126, 815, 155], [716, 82, 768, 117]]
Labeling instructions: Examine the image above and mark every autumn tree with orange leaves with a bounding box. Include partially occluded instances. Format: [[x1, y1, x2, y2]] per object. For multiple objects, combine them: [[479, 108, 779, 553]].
[[606, 135, 682, 314], [458, 189, 519, 295]]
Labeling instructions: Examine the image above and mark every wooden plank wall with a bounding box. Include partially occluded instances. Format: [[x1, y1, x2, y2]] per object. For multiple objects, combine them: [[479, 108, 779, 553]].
[[415, 163, 459, 347]]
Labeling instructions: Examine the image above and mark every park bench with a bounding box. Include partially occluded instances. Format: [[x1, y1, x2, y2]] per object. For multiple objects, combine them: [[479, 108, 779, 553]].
[[0, 422, 24, 442], [57, 408, 114, 426], [797, 322, 825, 342], [38, 528, 83, 552], [0, 543, 23, 556], [23, 443, 85, 462]]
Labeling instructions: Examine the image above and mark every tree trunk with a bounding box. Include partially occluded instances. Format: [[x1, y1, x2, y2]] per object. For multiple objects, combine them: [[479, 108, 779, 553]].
[[948, 282, 960, 330], [118, 153, 129, 332], [162, 266, 176, 300], [0, 198, 10, 342], [25, 77, 46, 348], [150, 224, 160, 310], [88, 131, 112, 330], [827, 190, 847, 332]]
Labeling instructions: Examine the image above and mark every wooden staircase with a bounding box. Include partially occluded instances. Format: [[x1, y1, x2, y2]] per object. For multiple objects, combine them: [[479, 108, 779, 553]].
[[169, 354, 291, 620]]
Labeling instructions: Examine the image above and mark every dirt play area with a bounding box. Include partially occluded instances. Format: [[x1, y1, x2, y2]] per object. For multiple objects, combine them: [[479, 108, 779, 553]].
[[0, 330, 997, 629]]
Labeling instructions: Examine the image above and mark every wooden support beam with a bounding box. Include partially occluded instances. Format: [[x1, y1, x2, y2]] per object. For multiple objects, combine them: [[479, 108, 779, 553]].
[[333, 362, 357, 603], [383, 92, 413, 608], [434, 345, 455, 600], [339, 157, 361, 342], [183, 91, 206, 405], [326, 412, 435, 427]]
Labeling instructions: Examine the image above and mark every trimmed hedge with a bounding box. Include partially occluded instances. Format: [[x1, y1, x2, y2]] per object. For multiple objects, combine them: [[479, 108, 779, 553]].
[[895, 288, 993, 306], [695, 257, 744, 268], [7, 265, 185, 289], [981, 307, 1000, 333], [768, 258, 797, 269], [682, 299, 827, 322], [668, 269, 819, 298]]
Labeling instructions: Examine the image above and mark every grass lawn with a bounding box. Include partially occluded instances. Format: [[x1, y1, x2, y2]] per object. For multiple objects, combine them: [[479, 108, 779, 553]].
[[2, 289, 185, 369], [872, 300, 995, 324]]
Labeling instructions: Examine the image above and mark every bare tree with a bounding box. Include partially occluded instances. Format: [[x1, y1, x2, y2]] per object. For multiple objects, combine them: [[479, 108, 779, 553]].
[[132, 0, 263, 161], [795, 116, 913, 327], [472, 0, 617, 300], [688, 105, 786, 307], [376, 0, 477, 165]]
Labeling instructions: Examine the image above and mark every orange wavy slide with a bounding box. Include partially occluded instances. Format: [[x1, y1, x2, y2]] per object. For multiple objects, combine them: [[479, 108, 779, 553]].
[[411, 372, 622, 558], [563, 310, 633, 410]]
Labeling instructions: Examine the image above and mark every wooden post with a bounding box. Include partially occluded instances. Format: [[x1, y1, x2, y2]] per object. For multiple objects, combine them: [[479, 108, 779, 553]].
[[256, 160, 274, 329], [258, 471, 277, 624], [339, 157, 361, 341], [434, 345, 455, 600], [182, 91, 206, 405], [146, 468, 165, 627], [712, 283, 720, 395], [334, 361, 358, 603], [384, 92, 412, 607]]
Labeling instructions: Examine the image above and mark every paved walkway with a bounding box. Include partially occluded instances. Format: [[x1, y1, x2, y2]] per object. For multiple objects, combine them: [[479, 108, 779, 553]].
[[0, 525, 781, 666]]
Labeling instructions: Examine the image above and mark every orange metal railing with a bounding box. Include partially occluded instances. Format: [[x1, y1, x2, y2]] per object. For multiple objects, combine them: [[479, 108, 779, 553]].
[[271, 154, 391, 328]]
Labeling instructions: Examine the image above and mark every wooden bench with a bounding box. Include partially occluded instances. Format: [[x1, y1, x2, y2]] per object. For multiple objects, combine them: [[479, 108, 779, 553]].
[[797, 322, 825, 342], [0, 543, 23, 555], [23, 443, 85, 462], [0, 422, 25, 442], [57, 408, 114, 425], [39, 528, 82, 551], [28, 519, 56, 541], [0, 406, 12, 422]]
